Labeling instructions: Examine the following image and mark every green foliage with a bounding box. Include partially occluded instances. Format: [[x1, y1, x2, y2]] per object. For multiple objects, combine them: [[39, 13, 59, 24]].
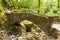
[[0, 0, 59, 15]]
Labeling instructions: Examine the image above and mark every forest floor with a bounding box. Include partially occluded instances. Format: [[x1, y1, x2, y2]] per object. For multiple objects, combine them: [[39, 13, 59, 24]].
[[0, 20, 60, 40]]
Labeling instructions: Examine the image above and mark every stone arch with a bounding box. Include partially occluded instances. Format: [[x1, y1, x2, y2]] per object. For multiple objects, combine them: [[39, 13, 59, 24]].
[[5, 13, 58, 38]]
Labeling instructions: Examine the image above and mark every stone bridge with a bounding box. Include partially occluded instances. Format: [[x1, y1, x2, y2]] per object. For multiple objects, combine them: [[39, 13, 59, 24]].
[[5, 12, 59, 38]]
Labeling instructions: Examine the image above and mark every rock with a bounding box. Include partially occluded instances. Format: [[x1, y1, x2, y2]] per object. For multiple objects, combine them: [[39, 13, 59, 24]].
[[18, 36, 26, 40], [52, 22, 60, 31], [2, 34, 11, 40], [20, 20, 33, 32]]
